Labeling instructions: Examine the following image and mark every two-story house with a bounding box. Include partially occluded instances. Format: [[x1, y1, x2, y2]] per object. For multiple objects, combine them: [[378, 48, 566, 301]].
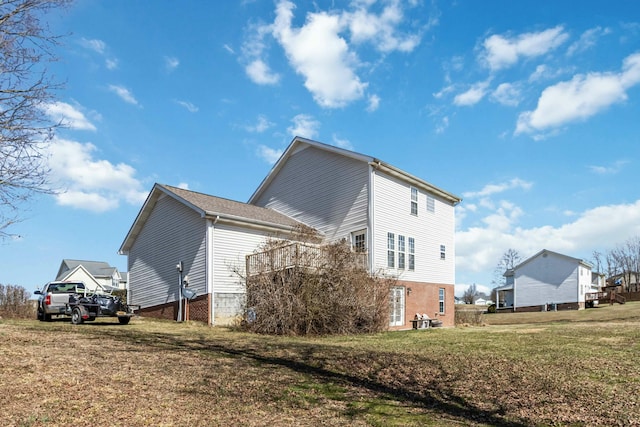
[[119, 137, 461, 328], [496, 249, 596, 311]]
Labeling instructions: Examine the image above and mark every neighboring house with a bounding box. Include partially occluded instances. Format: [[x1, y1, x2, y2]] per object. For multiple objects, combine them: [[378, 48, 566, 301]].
[[55, 259, 127, 292], [120, 137, 461, 328], [607, 271, 640, 293], [496, 249, 597, 312]]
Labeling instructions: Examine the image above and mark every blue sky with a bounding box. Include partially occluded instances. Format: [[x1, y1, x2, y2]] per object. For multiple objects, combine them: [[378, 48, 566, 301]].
[[3, 0, 640, 296]]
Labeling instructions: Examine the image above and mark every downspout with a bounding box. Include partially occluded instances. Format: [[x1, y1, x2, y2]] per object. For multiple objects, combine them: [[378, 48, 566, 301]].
[[368, 161, 381, 274], [209, 215, 220, 326]]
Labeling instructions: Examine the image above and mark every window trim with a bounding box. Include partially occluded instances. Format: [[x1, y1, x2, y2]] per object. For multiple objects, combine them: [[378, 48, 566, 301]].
[[408, 237, 415, 271], [426, 194, 435, 213], [440, 244, 446, 260], [387, 232, 395, 268], [439, 288, 445, 314], [351, 229, 367, 253], [398, 235, 406, 270], [410, 186, 418, 215]]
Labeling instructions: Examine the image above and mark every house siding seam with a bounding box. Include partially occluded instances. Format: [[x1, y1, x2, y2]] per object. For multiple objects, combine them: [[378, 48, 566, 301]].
[[252, 145, 369, 242], [128, 194, 207, 310]]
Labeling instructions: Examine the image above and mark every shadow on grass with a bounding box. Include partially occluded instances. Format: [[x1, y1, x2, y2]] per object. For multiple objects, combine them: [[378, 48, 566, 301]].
[[100, 327, 526, 427]]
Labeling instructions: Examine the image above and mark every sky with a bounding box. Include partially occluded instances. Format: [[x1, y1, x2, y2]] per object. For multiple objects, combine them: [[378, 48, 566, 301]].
[[3, 0, 640, 297]]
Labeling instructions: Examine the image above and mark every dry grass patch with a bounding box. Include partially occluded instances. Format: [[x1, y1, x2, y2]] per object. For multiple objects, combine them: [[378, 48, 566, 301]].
[[1, 305, 640, 426]]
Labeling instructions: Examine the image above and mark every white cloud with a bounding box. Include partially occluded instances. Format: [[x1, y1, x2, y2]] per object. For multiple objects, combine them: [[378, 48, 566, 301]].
[[456, 199, 640, 282], [462, 178, 533, 199], [257, 145, 283, 164], [223, 44, 235, 54], [332, 134, 354, 150], [481, 26, 569, 71], [588, 160, 629, 175], [567, 26, 611, 56], [346, 0, 422, 53], [176, 100, 199, 113], [287, 114, 320, 139], [48, 138, 147, 212], [246, 115, 273, 133], [177, 182, 190, 190], [105, 58, 118, 70], [454, 80, 490, 106], [42, 102, 96, 131], [516, 52, 640, 135], [79, 38, 106, 54], [245, 59, 280, 85], [272, 0, 367, 108], [367, 94, 381, 111], [165, 56, 179, 72], [490, 82, 521, 107], [108, 85, 139, 106]]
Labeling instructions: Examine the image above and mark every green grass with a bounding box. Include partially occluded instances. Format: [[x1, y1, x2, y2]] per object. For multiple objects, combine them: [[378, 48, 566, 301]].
[[1, 302, 639, 426]]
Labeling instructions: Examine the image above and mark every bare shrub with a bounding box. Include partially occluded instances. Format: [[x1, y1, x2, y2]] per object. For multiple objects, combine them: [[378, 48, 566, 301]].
[[455, 307, 484, 326], [0, 284, 35, 319], [244, 232, 392, 335]]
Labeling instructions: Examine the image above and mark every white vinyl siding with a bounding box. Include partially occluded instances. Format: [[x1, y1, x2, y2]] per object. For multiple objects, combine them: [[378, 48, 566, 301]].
[[252, 145, 369, 242], [210, 224, 273, 294], [513, 252, 585, 307], [128, 194, 207, 309], [372, 170, 455, 284]]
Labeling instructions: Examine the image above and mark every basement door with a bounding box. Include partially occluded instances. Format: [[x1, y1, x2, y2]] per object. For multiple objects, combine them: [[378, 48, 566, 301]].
[[389, 287, 405, 327]]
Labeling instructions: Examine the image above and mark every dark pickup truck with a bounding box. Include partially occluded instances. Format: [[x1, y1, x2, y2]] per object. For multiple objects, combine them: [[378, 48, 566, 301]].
[[35, 281, 136, 325]]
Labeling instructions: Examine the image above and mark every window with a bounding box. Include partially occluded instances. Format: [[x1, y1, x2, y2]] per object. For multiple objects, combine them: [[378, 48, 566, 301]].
[[410, 187, 418, 215], [352, 230, 366, 252], [440, 245, 446, 260], [408, 237, 415, 271], [439, 288, 445, 313], [389, 287, 405, 326], [426, 195, 435, 213], [398, 235, 405, 269], [387, 233, 395, 268]]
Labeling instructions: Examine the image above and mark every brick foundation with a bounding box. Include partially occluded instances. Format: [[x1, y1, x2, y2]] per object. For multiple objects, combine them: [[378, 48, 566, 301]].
[[136, 294, 210, 324], [389, 280, 455, 330]]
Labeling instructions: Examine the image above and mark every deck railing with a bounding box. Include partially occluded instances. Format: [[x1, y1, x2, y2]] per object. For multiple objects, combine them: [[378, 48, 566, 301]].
[[246, 242, 368, 276]]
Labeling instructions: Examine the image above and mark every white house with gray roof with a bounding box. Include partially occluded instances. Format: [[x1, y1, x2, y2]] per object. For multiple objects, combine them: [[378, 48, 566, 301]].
[[56, 259, 126, 291], [120, 137, 461, 328]]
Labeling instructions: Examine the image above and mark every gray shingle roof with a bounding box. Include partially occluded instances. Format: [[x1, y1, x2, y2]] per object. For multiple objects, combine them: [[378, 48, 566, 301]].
[[56, 259, 117, 281], [160, 184, 304, 228]]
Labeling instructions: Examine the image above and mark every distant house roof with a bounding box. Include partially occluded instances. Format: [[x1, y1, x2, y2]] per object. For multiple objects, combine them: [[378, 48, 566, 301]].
[[512, 249, 592, 272], [248, 136, 461, 205], [119, 184, 309, 255], [56, 259, 118, 281]]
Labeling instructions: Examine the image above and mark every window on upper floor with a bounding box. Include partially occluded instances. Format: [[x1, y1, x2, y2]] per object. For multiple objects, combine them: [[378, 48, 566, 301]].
[[426, 194, 435, 213], [410, 187, 418, 215], [387, 232, 395, 268], [408, 237, 415, 271], [440, 245, 446, 260], [398, 235, 405, 270]]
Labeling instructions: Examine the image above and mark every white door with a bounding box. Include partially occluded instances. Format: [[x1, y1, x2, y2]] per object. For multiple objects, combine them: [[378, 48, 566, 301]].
[[389, 287, 404, 327]]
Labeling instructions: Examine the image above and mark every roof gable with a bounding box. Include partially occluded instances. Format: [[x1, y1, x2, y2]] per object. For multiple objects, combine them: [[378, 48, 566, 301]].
[[119, 183, 307, 254], [249, 136, 461, 205], [514, 249, 592, 272], [56, 259, 117, 281]]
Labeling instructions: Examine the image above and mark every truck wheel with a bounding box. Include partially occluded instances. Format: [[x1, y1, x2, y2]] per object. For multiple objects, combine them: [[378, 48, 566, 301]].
[[118, 316, 130, 325], [37, 309, 44, 321], [43, 312, 52, 322], [71, 307, 83, 325]]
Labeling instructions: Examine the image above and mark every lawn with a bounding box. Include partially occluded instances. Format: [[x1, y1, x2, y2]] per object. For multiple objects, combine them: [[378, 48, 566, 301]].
[[1, 302, 639, 426]]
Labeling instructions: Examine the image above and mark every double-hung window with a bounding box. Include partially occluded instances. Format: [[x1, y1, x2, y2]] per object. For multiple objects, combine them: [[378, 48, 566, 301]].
[[440, 245, 446, 260], [439, 288, 445, 313], [387, 233, 395, 268], [398, 235, 405, 269], [408, 237, 415, 271], [410, 187, 418, 215]]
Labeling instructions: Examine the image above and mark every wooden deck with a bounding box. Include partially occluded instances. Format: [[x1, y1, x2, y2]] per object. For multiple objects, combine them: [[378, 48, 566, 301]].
[[246, 242, 368, 276], [585, 291, 626, 305]]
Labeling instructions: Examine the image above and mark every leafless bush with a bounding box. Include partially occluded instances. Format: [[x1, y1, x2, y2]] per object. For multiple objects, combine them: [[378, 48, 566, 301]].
[[0, 284, 35, 319], [243, 232, 392, 336], [454, 307, 484, 326]]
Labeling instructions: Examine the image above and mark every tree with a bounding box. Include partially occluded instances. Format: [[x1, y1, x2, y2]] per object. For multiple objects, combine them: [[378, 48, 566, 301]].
[[462, 283, 478, 304], [0, 0, 70, 238], [491, 248, 522, 286]]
